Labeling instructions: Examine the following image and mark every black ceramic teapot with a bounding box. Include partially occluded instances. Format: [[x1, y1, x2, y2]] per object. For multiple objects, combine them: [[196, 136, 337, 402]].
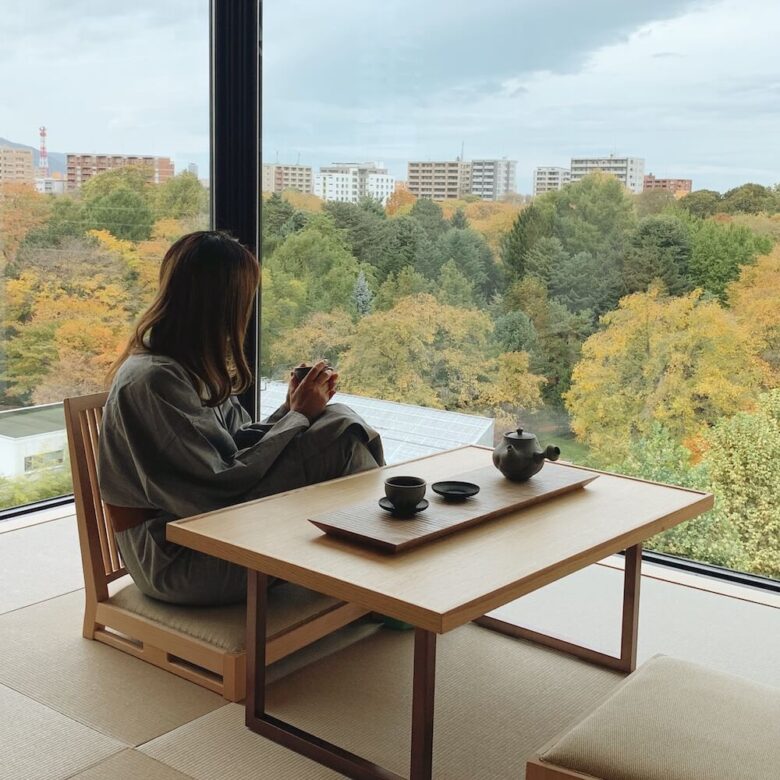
[[493, 428, 560, 482]]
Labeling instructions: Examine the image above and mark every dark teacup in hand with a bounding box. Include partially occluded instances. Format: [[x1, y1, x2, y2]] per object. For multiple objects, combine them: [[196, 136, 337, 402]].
[[384, 476, 426, 514]]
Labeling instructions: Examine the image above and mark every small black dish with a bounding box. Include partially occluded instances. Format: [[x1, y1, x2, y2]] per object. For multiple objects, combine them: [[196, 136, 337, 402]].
[[431, 481, 480, 501], [379, 497, 429, 516]]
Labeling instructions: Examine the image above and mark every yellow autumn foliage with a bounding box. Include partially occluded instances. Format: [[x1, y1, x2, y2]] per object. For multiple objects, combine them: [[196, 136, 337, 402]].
[[566, 285, 768, 459]]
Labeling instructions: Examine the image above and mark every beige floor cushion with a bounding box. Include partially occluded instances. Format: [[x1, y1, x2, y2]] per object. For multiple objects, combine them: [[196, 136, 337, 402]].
[[539, 655, 780, 780], [108, 582, 341, 653]]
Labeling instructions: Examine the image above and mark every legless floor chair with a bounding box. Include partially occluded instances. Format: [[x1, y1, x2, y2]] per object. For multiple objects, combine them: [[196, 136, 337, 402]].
[[64, 392, 368, 701]]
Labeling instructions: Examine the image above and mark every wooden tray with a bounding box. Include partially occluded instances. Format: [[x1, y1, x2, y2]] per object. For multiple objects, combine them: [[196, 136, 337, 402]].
[[309, 463, 598, 553]]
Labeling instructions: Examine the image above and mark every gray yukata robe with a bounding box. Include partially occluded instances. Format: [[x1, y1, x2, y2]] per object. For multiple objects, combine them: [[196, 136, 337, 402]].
[[97, 352, 384, 605]]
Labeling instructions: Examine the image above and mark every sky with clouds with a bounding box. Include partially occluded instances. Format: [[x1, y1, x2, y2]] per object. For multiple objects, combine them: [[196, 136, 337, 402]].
[[1, 0, 778, 193]]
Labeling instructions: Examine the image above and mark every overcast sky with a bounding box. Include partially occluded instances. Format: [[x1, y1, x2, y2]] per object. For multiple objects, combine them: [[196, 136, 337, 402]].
[[1, 0, 778, 193]]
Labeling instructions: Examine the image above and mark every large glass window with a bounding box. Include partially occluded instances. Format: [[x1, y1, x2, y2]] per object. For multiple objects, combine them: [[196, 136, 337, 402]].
[[262, 1, 779, 581], [0, 2, 210, 512]]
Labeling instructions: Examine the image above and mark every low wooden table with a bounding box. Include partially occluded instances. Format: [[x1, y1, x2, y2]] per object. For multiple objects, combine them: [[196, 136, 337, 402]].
[[168, 445, 712, 780]]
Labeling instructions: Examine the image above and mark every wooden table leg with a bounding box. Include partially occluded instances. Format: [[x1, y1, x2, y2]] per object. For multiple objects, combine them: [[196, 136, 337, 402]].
[[245, 569, 435, 780], [475, 544, 643, 673], [410, 629, 437, 780]]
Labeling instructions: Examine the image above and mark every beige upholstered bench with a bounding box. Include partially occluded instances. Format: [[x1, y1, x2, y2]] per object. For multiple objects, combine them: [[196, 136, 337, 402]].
[[527, 655, 780, 780]]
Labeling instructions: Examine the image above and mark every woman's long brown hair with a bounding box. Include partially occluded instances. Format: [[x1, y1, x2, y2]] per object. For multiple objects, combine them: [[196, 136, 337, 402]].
[[109, 231, 260, 407]]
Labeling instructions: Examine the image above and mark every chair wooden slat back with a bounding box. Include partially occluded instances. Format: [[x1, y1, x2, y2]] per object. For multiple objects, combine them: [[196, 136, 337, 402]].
[[64, 393, 126, 602]]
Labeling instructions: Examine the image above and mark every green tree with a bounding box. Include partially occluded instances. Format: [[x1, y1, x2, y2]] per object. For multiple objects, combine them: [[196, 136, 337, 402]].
[[80, 165, 155, 204], [493, 310, 539, 355], [436, 259, 476, 308], [548, 250, 622, 316], [154, 171, 208, 220], [373, 265, 431, 310], [22, 197, 88, 246], [504, 276, 593, 405], [622, 214, 692, 296], [352, 270, 373, 316], [500, 201, 553, 281], [358, 195, 386, 218], [553, 172, 636, 259], [721, 183, 777, 215], [450, 207, 469, 229], [267, 215, 362, 315], [369, 216, 432, 282], [409, 198, 448, 240], [689, 219, 772, 299], [522, 236, 568, 283], [323, 200, 385, 264], [634, 189, 676, 218], [702, 390, 780, 578], [86, 187, 154, 241], [613, 424, 747, 570], [262, 193, 297, 255], [430, 227, 500, 299], [679, 189, 722, 218]]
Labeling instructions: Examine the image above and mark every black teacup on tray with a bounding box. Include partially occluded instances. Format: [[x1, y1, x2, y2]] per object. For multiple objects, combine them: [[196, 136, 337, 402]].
[[431, 481, 480, 501], [379, 497, 429, 516]]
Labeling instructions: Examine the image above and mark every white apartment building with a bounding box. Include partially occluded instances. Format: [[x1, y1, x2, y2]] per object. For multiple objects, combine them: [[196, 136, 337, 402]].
[[407, 160, 471, 200], [262, 163, 313, 194], [470, 159, 517, 200], [0, 147, 34, 184], [314, 162, 394, 205], [35, 176, 66, 195], [533, 166, 571, 196], [569, 155, 645, 193]]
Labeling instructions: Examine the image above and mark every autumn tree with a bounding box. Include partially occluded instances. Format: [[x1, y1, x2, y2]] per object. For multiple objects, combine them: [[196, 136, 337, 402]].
[[566, 285, 767, 459], [0, 183, 50, 267], [269, 310, 355, 375], [339, 294, 543, 414], [385, 187, 416, 216], [728, 245, 780, 382]]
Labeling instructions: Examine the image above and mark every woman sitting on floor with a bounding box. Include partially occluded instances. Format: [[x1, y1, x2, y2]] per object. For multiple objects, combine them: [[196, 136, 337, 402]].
[[97, 230, 384, 606]]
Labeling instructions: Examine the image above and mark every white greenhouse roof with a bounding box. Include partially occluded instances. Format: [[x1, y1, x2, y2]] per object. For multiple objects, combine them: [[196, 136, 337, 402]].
[[260, 380, 494, 464]]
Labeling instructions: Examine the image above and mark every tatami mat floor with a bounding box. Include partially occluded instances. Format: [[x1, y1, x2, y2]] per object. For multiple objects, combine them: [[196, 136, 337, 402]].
[[1, 513, 778, 779]]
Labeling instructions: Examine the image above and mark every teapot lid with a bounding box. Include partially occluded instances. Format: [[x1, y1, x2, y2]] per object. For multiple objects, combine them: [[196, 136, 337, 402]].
[[504, 427, 536, 441]]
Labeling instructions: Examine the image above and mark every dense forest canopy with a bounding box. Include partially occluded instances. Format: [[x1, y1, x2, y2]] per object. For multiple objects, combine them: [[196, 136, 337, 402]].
[[1, 169, 779, 577]]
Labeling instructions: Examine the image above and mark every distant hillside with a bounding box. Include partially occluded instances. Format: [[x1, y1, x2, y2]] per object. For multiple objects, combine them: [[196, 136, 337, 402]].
[[0, 137, 66, 175]]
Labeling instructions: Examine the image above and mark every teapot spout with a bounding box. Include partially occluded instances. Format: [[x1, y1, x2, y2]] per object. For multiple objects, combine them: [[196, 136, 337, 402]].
[[545, 445, 561, 462]]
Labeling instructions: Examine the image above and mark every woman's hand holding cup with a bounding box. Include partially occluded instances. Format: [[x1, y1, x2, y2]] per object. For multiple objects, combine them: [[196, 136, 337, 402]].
[[289, 360, 338, 422]]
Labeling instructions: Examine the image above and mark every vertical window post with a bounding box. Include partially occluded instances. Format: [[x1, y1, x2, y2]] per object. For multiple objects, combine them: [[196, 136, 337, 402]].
[[211, 0, 261, 418]]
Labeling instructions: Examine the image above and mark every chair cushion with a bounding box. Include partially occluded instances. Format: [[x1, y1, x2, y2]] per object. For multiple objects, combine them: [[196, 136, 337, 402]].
[[107, 581, 341, 653], [539, 655, 780, 780]]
